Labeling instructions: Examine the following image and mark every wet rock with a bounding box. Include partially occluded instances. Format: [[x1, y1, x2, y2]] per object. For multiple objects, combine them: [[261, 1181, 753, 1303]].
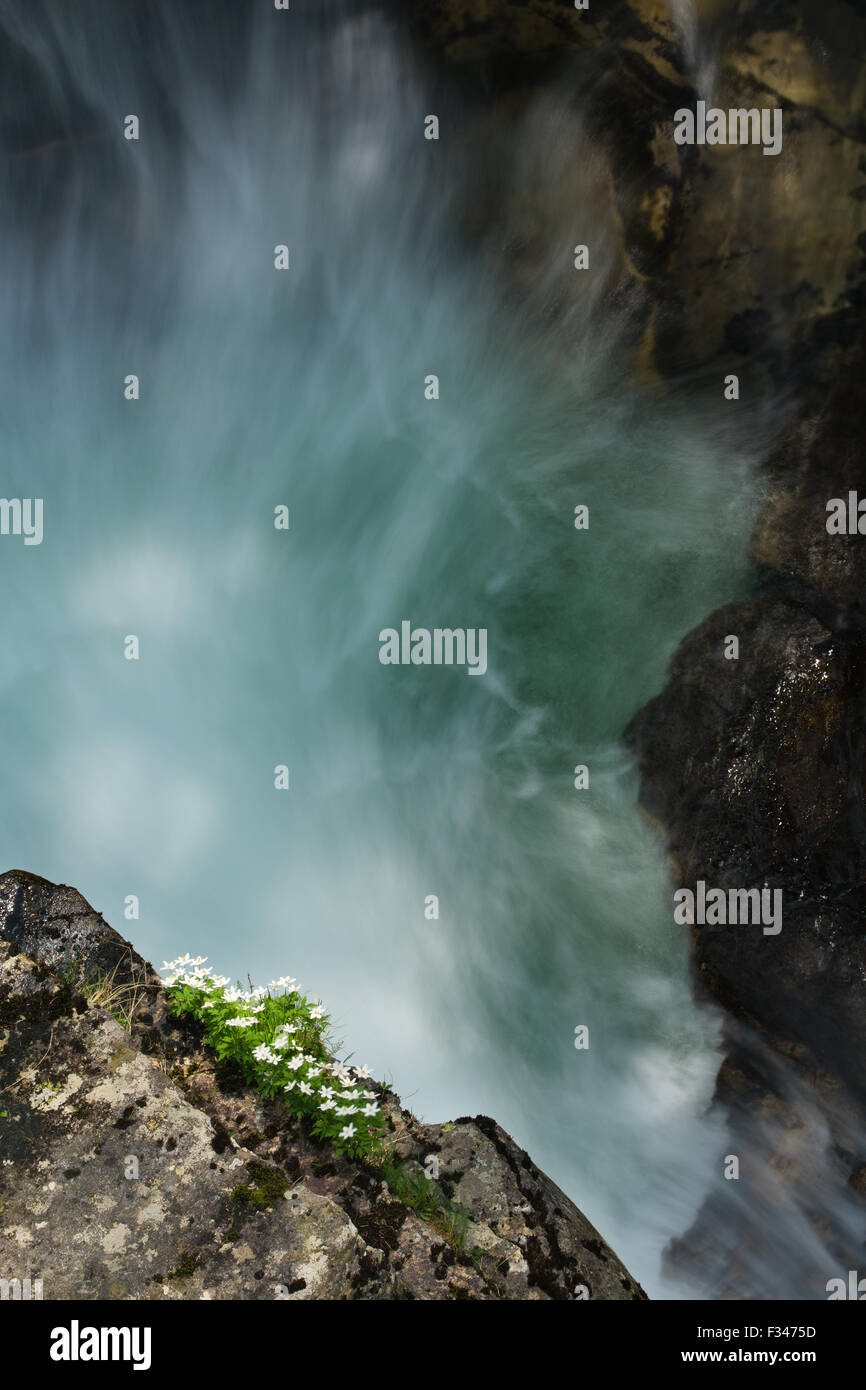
[[626, 599, 866, 1102], [626, 570, 866, 1291], [0, 871, 645, 1301], [751, 346, 866, 613], [406, 0, 684, 79], [0, 870, 161, 993], [408, 1, 866, 383]]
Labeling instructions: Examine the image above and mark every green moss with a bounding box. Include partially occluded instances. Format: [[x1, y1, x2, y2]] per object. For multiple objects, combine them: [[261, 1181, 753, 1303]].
[[246, 1161, 290, 1209], [231, 1163, 289, 1212], [167, 1251, 201, 1280]]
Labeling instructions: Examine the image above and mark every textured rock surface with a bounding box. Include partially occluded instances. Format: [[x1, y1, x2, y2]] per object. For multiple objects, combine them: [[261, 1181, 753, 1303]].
[[0, 871, 645, 1301], [406, 0, 866, 385], [624, 315, 866, 1289], [406, 0, 683, 75], [626, 598, 866, 1100]]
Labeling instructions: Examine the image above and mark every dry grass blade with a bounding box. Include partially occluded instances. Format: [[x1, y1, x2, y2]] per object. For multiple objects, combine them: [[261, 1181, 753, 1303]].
[[80, 956, 149, 1033]]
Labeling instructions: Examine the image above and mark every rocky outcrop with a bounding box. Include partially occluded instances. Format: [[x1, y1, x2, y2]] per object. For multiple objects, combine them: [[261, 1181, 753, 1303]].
[[623, 261, 866, 1060], [405, 0, 866, 387], [0, 870, 645, 1301], [626, 596, 866, 1096], [624, 322, 866, 1290], [405, 0, 684, 77]]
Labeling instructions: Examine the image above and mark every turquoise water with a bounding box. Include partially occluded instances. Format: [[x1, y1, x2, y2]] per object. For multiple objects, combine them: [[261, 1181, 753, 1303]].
[[0, 0, 770, 1293]]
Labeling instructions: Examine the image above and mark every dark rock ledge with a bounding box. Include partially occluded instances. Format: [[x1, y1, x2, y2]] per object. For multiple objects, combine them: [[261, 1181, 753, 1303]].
[[627, 329, 866, 1099], [624, 330, 866, 1292], [0, 869, 645, 1301]]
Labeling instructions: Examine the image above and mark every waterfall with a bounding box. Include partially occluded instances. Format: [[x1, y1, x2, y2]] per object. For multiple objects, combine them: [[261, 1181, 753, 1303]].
[[0, 0, 787, 1295]]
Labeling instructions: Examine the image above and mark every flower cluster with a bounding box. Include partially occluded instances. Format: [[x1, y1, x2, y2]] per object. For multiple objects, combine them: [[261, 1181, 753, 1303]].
[[162, 956, 385, 1158]]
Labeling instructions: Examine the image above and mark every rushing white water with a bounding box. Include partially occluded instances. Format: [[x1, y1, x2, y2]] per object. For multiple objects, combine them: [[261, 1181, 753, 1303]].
[[0, 0, 782, 1295], [667, 0, 717, 103]]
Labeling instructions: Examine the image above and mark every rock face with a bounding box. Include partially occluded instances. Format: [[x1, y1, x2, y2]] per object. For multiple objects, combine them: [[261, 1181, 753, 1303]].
[[406, 0, 866, 387], [626, 596, 866, 1099], [624, 325, 866, 1291], [0, 870, 645, 1301]]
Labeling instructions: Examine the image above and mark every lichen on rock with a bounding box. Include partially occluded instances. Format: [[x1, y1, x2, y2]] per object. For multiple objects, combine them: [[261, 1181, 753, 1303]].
[[0, 870, 645, 1301]]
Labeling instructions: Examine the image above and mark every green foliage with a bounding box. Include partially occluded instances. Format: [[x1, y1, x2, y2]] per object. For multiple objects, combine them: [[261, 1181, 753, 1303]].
[[380, 1157, 469, 1250], [162, 955, 385, 1160], [167, 1251, 201, 1280]]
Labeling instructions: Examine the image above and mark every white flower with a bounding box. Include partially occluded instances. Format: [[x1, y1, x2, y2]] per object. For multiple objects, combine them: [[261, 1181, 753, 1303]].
[[339, 1124, 357, 1140], [320, 1086, 335, 1100], [225, 1016, 256, 1028], [361, 1103, 379, 1117], [283, 1081, 296, 1092], [286, 1054, 305, 1071], [353, 1065, 373, 1079], [298, 1081, 313, 1096], [336, 1106, 357, 1116], [269, 976, 298, 991], [252, 1044, 279, 1064], [309, 1005, 325, 1020], [319, 1098, 335, 1111]]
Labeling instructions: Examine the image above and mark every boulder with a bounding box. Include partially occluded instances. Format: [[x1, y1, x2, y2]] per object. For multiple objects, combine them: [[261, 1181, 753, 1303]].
[[0, 870, 645, 1301]]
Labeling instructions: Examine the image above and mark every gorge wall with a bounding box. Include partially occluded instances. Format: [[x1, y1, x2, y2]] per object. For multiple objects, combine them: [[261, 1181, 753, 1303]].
[[404, 0, 866, 1293]]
